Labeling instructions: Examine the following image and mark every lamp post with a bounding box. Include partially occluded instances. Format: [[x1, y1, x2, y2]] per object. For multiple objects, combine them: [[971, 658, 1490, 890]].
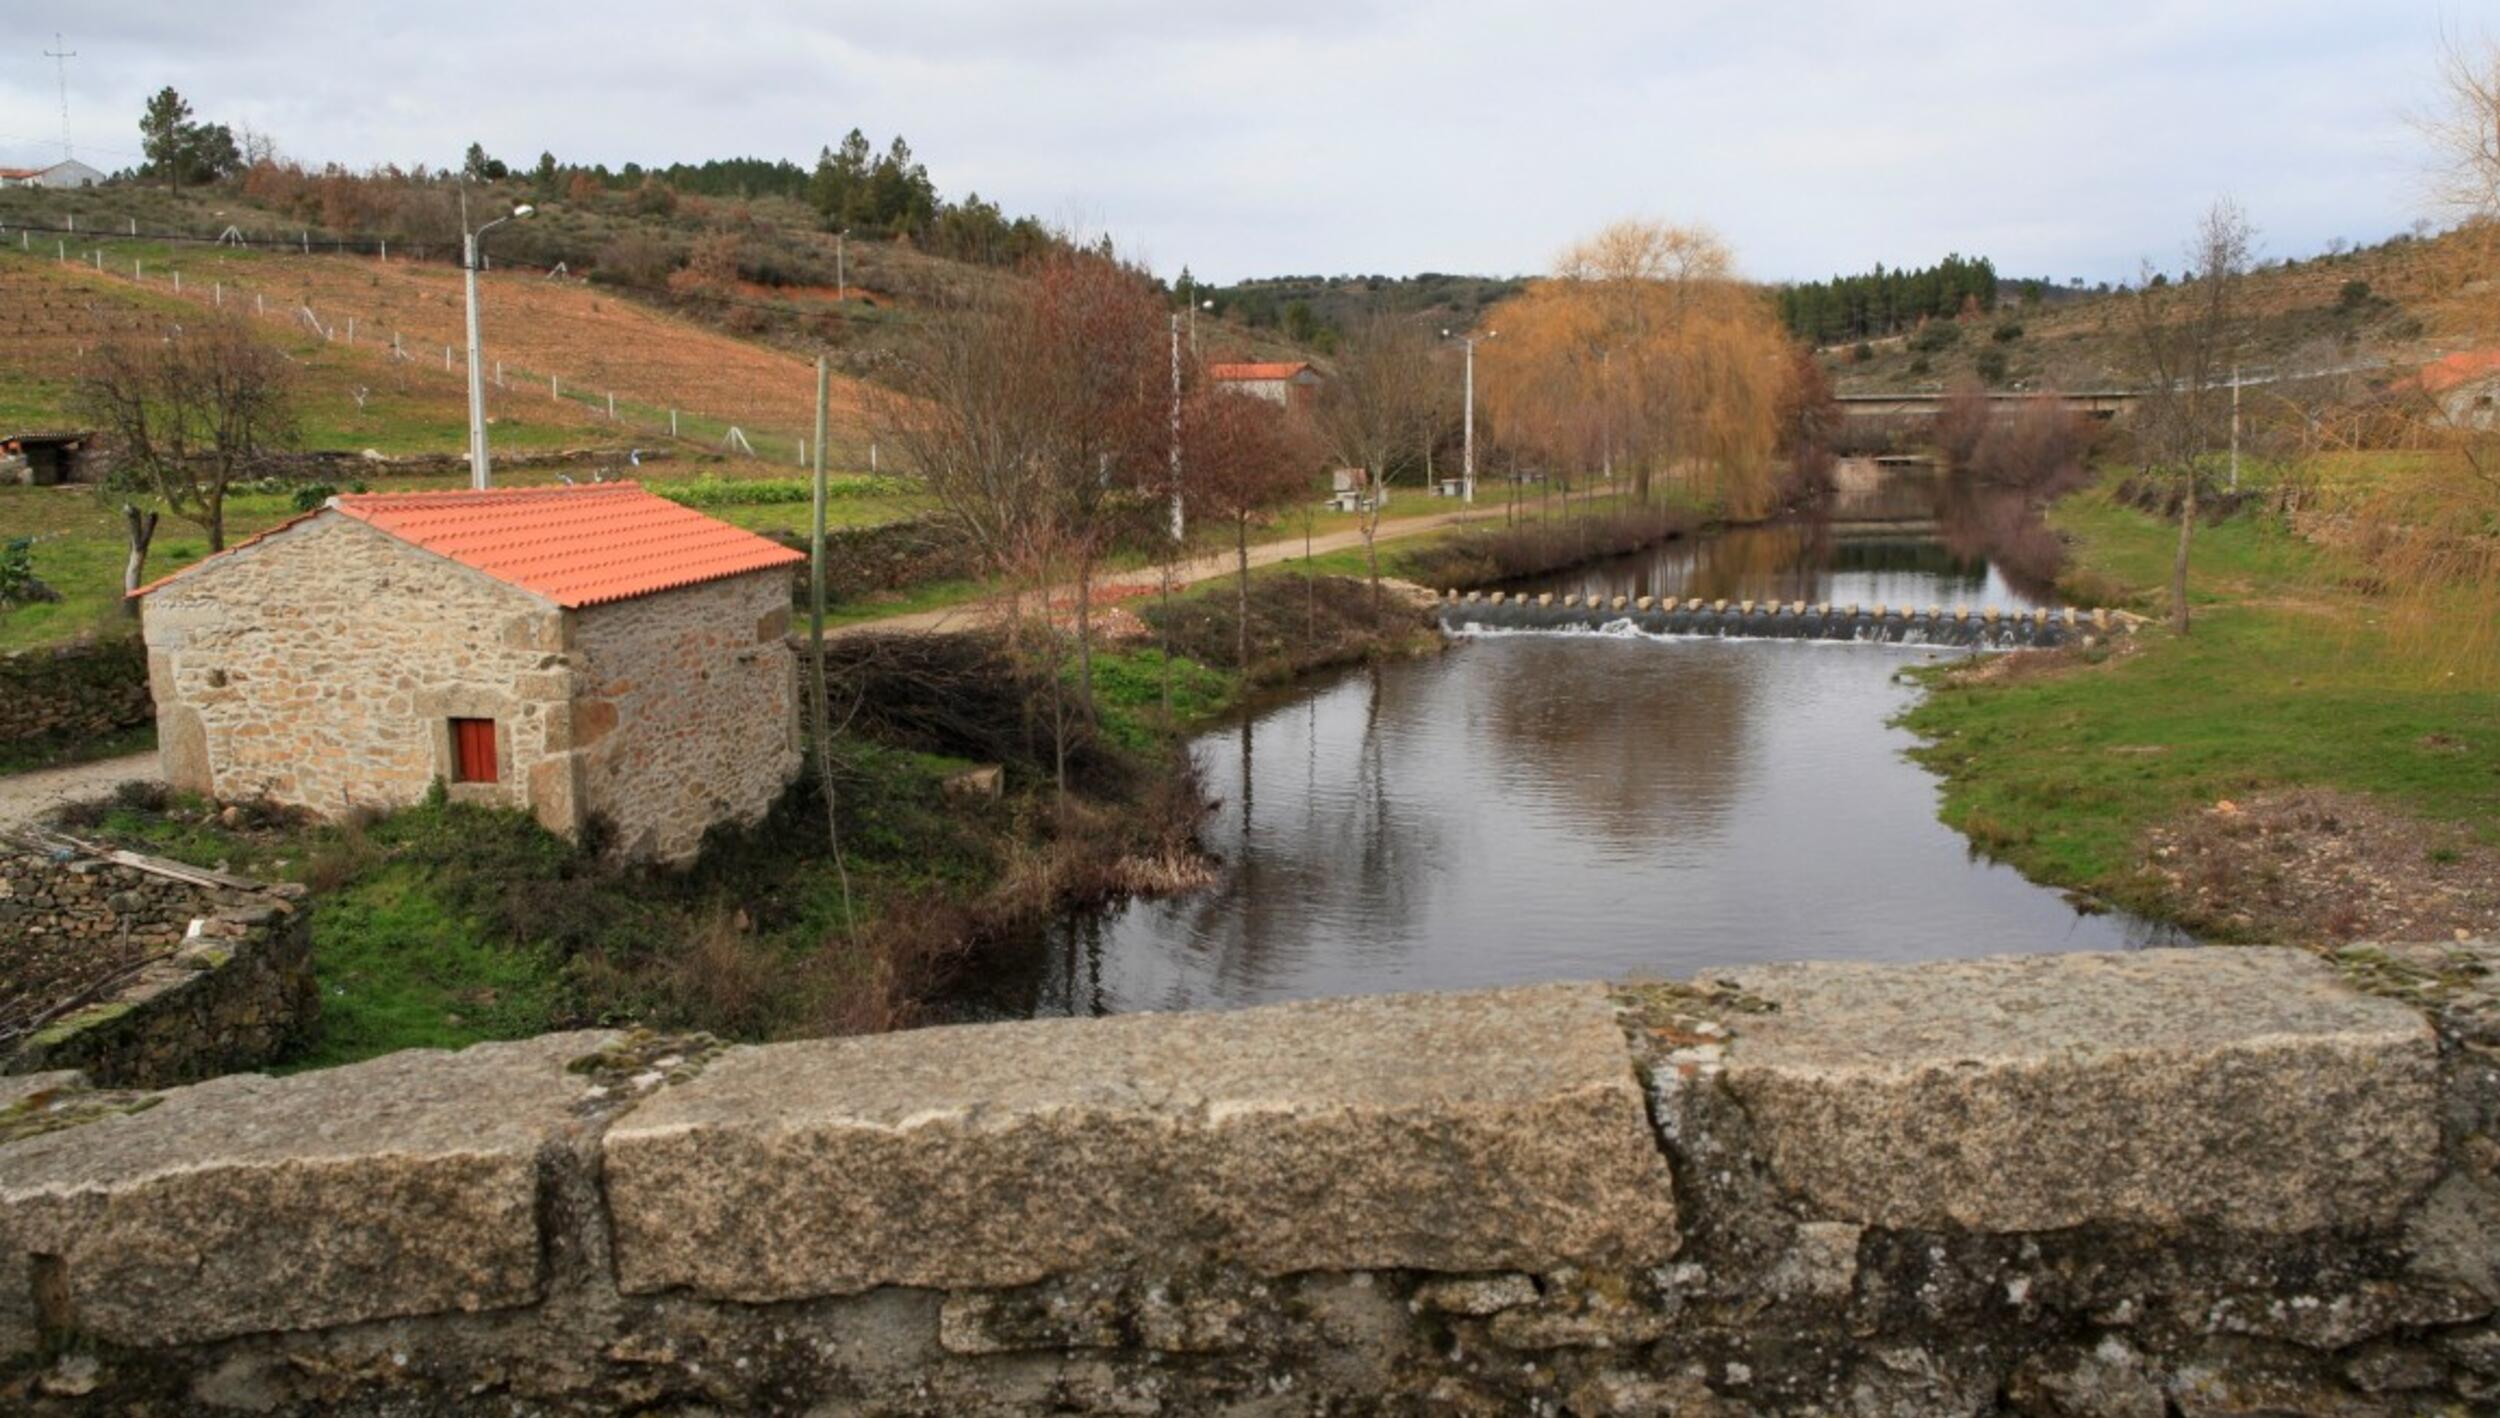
[[462, 198, 533, 490], [1442, 328, 1494, 504]]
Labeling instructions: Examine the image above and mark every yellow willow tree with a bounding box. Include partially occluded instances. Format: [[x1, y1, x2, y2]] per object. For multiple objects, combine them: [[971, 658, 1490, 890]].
[[1480, 219, 1792, 517]]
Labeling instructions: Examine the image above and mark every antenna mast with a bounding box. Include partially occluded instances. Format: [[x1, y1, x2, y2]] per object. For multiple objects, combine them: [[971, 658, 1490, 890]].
[[44, 33, 76, 160]]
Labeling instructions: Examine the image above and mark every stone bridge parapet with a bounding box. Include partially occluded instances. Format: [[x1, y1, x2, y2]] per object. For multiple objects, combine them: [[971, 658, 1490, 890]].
[[2, 944, 2495, 1414]]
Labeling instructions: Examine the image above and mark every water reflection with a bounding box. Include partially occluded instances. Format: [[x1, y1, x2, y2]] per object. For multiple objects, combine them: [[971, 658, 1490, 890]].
[[956, 530, 2178, 1020]]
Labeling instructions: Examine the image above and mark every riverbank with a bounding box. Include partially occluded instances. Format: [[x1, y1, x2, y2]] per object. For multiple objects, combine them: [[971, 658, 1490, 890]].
[[37, 572, 1431, 1070], [1903, 479, 2500, 943]]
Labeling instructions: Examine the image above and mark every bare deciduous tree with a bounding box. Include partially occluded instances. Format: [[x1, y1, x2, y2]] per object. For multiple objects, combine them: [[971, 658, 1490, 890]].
[[874, 247, 1166, 794], [73, 316, 299, 555], [2127, 198, 2253, 635], [1182, 387, 1318, 671], [1316, 314, 1434, 609]]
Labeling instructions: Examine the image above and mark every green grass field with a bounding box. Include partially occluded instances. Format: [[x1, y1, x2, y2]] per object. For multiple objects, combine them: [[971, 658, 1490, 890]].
[[1903, 482, 2500, 915]]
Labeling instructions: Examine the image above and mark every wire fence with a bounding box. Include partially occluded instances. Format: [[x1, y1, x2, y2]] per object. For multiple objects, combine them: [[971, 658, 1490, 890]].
[[0, 215, 890, 473]]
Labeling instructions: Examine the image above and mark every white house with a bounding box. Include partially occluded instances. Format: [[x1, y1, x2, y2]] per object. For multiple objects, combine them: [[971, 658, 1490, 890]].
[[2, 159, 105, 189]]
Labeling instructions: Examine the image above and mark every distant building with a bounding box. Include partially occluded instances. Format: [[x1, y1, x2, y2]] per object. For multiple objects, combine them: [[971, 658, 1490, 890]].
[[1209, 361, 1322, 408], [133, 483, 806, 864], [1, 159, 104, 188], [2419, 350, 2500, 432]]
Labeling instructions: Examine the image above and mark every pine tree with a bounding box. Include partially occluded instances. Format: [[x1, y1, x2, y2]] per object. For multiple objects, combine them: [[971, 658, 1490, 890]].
[[140, 88, 194, 192]]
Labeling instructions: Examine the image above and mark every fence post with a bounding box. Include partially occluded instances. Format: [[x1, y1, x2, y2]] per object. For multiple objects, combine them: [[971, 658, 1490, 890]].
[[607, 391, 616, 419], [215, 282, 221, 306], [172, 269, 180, 293], [346, 317, 355, 345], [256, 292, 265, 315], [551, 373, 559, 401], [445, 345, 453, 371], [670, 409, 678, 437]]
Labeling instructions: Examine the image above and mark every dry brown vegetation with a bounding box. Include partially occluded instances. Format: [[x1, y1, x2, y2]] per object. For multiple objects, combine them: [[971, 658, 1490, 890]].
[[1477, 220, 1795, 517]]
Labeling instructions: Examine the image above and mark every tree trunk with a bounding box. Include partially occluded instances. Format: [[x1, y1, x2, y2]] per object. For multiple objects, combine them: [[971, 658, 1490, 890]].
[[2171, 472, 2196, 635], [1074, 555, 1095, 722], [1236, 513, 1252, 674], [121, 504, 159, 611]]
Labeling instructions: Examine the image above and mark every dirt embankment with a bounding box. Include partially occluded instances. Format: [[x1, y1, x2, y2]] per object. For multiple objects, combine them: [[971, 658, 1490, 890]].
[[2147, 786, 2500, 945]]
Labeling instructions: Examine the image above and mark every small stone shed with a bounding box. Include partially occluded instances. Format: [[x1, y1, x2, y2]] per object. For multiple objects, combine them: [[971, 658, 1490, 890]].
[[133, 482, 806, 863]]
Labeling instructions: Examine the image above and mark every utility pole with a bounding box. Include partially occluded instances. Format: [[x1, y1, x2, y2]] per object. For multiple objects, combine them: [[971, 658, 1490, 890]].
[[461, 192, 535, 490], [44, 35, 75, 161], [1443, 329, 1494, 504], [2229, 362, 2242, 493], [836, 229, 849, 304], [1168, 312, 1185, 542]]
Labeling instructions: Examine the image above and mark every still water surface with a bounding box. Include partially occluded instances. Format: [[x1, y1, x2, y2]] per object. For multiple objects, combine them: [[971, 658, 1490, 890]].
[[959, 524, 2178, 1019]]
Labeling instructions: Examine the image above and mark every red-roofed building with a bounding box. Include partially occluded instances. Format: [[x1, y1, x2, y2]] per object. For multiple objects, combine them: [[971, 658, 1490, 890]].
[[2418, 350, 2500, 431], [1208, 360, 1322, 408], [133, 483, 806, 862]]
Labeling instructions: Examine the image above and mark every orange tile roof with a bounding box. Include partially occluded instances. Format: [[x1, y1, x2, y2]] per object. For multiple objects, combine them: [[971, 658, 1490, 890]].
[[1208, 361, 1314, 382], [135, 482, 803, 607], [2419, 349, 2500, 394]]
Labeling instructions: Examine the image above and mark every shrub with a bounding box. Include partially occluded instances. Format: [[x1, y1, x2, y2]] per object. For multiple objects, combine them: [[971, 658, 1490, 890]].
[[1974, 349, 2010, 385], [651, 473, 909, 507], [1908, 320, 1962, 353], [1992, 319, 2025, 343]]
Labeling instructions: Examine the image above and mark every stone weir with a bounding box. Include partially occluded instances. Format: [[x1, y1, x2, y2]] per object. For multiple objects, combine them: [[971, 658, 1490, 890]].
[[4, 943, 2498, 1416], [1431, 590, 2139, 649]]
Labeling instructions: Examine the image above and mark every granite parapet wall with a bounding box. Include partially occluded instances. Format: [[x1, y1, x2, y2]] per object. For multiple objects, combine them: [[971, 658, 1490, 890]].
[[2, 945, 2495, 1415]]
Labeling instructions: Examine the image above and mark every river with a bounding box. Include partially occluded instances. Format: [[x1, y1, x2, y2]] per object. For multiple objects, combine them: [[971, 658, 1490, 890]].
[[957, 516, 2179, 1020]]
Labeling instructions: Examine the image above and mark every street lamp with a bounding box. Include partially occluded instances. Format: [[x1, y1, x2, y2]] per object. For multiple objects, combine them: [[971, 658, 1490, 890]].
[[462, 198, 533, 490], [1442, 327, 1495, 504]]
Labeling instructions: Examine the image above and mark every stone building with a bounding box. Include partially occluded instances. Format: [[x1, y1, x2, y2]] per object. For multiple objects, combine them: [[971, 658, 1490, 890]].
[[133, 482, 805, 863], [1208, 360, 1322, 408]]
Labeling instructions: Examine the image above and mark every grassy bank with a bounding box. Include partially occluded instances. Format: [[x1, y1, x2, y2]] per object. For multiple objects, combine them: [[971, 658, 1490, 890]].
[[1903, 480, 2500, 939], [59, 574, 1425, 1069]]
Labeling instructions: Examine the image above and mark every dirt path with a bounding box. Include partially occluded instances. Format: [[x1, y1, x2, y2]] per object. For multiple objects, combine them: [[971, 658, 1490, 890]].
[[828, 497, 1528, 639], [0, 752, 159, 836]]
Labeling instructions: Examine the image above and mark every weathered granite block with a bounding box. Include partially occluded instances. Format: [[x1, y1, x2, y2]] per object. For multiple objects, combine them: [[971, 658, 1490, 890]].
[[605, 983, 1676, 1300], [0, 1031, 615, 1351], [1702, 948, 2441, 1232]]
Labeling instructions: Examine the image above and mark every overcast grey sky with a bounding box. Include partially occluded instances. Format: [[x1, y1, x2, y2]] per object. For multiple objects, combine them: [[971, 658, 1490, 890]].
[[0, 3, 2470, 285]]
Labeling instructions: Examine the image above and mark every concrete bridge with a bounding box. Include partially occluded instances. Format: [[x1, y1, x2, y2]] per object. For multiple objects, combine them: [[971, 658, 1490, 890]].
[[1835, 388, 2140, 421], [1427, 588, 2139, 649]]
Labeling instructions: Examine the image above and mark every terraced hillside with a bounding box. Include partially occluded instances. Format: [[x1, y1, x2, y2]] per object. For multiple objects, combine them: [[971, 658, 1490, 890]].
[[0, 238, 881, 462], [0, 251, 605, 455], [1828, 225, 2490, 395]]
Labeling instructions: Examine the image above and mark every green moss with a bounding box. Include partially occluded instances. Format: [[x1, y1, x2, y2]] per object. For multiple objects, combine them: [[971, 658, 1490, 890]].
[[28, 1000, 137, 1049]]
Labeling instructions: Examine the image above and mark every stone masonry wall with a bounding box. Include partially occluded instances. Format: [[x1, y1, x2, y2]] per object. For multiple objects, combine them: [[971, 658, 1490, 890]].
[[0, 847, 314, 1089], [140, 515, 796, 863], [569, 567, 798, 864], [139, 514, 569, 821], [0, 639, 152, 749], [2, 944, 2496, 1415]]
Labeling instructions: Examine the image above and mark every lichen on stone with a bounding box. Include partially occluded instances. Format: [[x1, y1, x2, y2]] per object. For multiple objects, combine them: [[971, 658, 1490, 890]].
[[566, 1029, 725, 1110], [0, 1087, 161, 1145]]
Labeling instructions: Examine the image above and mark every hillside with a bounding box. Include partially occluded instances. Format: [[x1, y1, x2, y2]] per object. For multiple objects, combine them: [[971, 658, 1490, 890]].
[[0, 250, 613, 456], [1823, 226, 2486, 395], [0, 181, 1332, 459]]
